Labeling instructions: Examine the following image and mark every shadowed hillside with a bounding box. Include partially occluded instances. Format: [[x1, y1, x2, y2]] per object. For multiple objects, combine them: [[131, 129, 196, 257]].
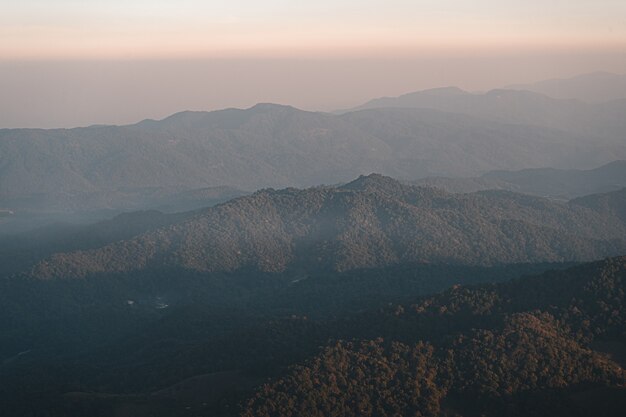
[[243, 256, 626, 417], [25, 175, 626, 280]]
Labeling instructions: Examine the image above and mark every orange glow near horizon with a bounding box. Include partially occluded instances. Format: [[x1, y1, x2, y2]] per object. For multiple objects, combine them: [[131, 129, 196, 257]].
[[1, 0, 625, 60], [2, 0, 626, 128], [3, 35, 625, 61]]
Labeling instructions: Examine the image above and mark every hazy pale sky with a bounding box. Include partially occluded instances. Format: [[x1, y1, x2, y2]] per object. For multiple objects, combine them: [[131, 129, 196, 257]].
[[0, 0, 625, 127], [2, 0, 625, 58]]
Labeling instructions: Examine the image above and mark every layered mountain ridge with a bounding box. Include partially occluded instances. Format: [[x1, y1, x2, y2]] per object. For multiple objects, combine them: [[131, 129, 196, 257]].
[[413, 160, 626, 199], [28, 175, 626, 280], [2, 88, 626, 214]]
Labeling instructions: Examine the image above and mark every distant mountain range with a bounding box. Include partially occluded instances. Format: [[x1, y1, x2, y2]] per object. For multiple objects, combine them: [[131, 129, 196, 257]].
[[26, 175, 626, 280], [2, 72, 626, 417], [505, 72, 626, 103], [343, 86, 626, 138], [1, 85, 626, 214], [413, 160, 626, 199]]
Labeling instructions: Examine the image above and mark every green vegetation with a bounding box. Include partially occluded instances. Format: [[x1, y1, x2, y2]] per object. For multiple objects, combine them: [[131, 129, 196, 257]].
[[1, 176, 625, 416], [243, 257, 626, 417], [24, 175, 626, 280], [1, 257, 625, 416]]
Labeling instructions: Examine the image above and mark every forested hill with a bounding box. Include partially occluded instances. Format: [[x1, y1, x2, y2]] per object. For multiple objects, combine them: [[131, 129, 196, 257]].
[[570, 187, 626, 224], [2, 94, 626, 212], [28, 174, 626, 280], [242, 256, 626, 417], [413, 160, 626, 199]]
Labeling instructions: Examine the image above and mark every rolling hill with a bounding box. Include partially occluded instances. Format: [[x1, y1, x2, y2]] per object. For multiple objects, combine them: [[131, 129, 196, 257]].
[[243, 256, 626, 417], [1, 98, 625, 215], [413, 160, 626, 199], [505, 72, 626, 103], [27, 175, 626, 280], [5, 255, 623, 417], [343, 86, 626, 139]]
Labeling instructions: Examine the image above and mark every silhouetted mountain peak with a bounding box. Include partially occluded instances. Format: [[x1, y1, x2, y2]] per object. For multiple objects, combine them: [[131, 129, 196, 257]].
[[248, 103, 298, 113], [341, 173, 404, 193], [159, 110, 210, 123], [405, 86, 469, 97], [137, 104, 303, 129], [505, 71, 626, 103]]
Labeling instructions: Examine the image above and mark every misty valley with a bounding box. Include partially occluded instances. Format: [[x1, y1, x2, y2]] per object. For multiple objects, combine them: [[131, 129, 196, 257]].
[[1, 73, 626, 417]]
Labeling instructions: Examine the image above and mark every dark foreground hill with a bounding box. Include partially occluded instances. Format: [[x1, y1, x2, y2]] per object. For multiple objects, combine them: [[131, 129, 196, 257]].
[[27, 174, 626, 280], [242, 256, 626, 417], [3, 255, 624, 417]]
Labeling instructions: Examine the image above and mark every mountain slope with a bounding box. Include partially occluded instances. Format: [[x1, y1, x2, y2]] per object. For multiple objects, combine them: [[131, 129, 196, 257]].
[[2, 255, 626, 416], [2, 101, 625, 213], [0, 104, 390, 210], [339, 108, 620, 177], [28, 175, 626, 280], [344, 87, 626, 141], [571, 188, 626, 224], [0, 209, 187, 277], [506, 72, 626, 103], [242, 256, 626, 417], [413, 160, 626, 199]]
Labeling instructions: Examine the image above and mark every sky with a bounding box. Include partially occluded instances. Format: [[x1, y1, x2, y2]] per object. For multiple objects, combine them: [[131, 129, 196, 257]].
[[1, 0, 625, 127]]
